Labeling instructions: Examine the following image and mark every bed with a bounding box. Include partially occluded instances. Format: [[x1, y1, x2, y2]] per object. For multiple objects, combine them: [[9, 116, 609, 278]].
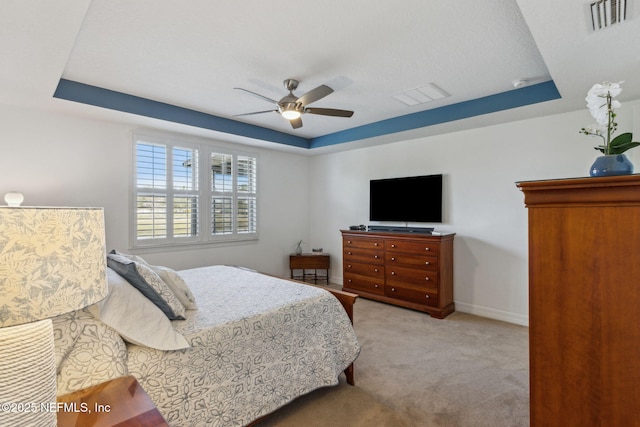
[[52, 261, 361, 427]]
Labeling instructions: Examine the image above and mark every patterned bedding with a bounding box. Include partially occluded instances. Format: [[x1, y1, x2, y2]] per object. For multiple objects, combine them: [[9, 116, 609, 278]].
[[54, 265, 360, 427]]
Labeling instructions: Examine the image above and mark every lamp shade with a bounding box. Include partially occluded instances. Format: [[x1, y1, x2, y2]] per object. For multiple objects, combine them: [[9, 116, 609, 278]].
[[0, 207, 108, 327]]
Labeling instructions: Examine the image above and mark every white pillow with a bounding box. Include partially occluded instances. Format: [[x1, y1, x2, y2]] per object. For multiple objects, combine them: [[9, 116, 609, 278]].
[[107, 254, 186, 320], [151, 265, 198, 309], [88, 268, 190, 351]]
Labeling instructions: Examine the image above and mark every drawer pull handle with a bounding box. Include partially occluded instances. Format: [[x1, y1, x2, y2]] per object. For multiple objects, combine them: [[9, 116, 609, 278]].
[[348, 279, 352, 283], [374, 243, 379, 246], [348, 251, 352, 255], [425, 277, 430, 281], [425, 261, 430, 265], [374, 284, 379, 288], [425, 294, 430, 299], [391, 271, 396, 275], [391, 257, 396, 261], [391, 287, 396, 292], [425, 247, 430, 251], [374, 268, 379, 273], [347, 240, 352, 244], [391, 244, 396, 248], [374, 255, 379, 259], [347, 264, 352, 268]]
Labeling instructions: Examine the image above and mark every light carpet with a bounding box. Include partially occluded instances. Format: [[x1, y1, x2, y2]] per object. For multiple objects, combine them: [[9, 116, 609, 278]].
[[257, 297, 529, 427]]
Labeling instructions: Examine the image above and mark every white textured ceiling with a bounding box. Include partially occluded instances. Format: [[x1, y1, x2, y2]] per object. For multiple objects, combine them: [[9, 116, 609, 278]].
[[1, 0, 639, 152]]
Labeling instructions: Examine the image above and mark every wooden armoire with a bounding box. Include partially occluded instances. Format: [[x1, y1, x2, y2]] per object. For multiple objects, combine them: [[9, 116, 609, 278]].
[[517, 175, 640, 426]]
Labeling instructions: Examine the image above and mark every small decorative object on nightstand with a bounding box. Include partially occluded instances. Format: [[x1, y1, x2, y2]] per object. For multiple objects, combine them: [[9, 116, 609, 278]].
[[57, 375, 169, 427], [290, 253, 330, 284]]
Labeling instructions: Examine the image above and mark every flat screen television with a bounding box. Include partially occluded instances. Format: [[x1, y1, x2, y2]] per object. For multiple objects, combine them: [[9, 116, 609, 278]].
[[369, 174, 443, 223]]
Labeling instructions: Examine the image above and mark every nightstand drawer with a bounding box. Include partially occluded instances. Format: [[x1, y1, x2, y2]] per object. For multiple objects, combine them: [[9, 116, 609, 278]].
[[289, 254, 330, 269]]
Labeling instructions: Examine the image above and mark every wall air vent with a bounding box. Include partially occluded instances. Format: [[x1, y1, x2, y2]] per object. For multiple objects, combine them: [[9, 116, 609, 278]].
[[392, 83, 449, 106], [590, 0, 627, 31]]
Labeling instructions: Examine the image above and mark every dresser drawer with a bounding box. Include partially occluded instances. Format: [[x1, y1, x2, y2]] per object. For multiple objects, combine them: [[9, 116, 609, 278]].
[[344, 248, 384, 265], [385, 285, 438, 307], [386, 240, 439, 254], [344, 261, 384, 278], [343, 237, 385, 250], [386, 265, 438, 287], [385, 252, 438, 270], [343, 274, 385, 295]]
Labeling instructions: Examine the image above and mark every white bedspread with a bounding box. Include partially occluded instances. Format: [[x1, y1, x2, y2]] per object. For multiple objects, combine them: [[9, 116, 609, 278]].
[[126, 266, 360, 426]]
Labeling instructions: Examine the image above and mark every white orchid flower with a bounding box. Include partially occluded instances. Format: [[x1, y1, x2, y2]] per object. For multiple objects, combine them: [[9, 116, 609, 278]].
[[587, 81, 623, 98], [579, 81, 639, 156]]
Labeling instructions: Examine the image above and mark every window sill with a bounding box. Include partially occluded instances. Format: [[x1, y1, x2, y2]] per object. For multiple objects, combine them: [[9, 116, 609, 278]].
[[129, 235, 259, 254]]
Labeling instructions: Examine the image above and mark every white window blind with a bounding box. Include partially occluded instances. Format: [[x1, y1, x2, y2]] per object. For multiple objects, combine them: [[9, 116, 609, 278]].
[[172, 146, 199, 238], [237, 155, 257, 234], [132, 134, 258, 248], [135, 143, 168, 239]]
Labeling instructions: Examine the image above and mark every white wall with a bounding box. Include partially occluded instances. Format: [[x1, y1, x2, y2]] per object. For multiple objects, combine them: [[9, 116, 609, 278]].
[[309, 104, 639, 325], [0, 104, 311, 276], [2, 100, 638, 325]]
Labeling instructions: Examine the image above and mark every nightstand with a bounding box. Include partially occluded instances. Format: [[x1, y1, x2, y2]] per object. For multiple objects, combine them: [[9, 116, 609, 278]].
[[57, 375, 168, 427], [290, 253, 330, 284]]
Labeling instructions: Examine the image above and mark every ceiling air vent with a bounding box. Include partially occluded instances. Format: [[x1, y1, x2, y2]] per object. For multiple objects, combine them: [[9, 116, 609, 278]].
[[590, 0, 627, 31], [392, 83, 449, 107]]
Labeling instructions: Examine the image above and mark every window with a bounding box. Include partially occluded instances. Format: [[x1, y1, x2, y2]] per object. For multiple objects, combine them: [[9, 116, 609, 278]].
[[210, 152, 257, 236], [132, 134, 258, 247]]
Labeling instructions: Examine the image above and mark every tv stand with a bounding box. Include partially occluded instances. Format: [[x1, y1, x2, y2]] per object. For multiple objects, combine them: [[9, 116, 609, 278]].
[[367, 225, 434, 234], [341, 229, 454, 318]]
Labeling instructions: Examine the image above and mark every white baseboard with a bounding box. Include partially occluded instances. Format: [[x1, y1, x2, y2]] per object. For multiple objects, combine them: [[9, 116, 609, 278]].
[[454, 301, 529, 326], [332, 276, 529, 327]]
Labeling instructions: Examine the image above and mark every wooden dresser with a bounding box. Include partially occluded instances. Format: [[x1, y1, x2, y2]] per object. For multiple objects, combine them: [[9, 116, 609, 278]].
[[341, 230, 454, 318], [517, 175, 640, 426]]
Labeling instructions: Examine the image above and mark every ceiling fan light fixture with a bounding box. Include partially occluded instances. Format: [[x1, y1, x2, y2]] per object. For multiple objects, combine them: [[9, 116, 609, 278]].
[[235, 78, 353, 129], [281, 108, 301, 120]]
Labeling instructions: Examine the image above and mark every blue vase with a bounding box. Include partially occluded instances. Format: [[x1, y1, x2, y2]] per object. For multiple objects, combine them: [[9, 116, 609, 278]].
[[589, 154, 634, 177]]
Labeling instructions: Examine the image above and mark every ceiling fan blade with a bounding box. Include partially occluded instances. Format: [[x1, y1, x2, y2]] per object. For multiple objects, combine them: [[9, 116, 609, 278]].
[[290, 117, 303, 129], [233, 109, 278, 117], [233, 87, 279, 105], [296, 85, 333, 106], [305, 107, 354, 118]]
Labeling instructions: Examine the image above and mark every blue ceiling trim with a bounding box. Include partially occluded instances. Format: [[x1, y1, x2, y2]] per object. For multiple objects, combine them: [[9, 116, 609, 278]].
[[53, 79, 310, 148], [309, 80, 560, 148], [54, 78, 559, 150]]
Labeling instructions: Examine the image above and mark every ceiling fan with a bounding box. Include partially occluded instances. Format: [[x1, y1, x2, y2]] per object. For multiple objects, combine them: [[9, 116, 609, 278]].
[[233, 79, 354, 129]]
